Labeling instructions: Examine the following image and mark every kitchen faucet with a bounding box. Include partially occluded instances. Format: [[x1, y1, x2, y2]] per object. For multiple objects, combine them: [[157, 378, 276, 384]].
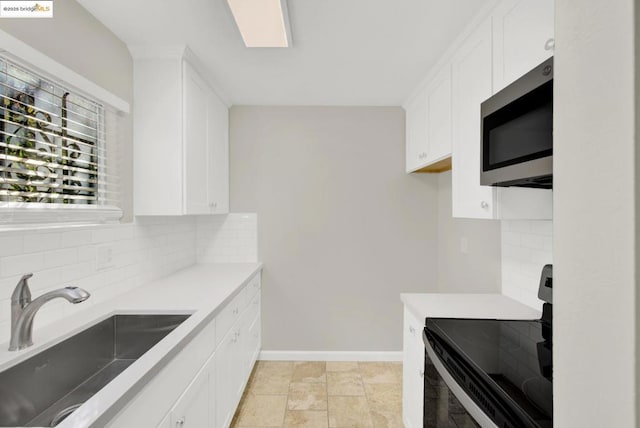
[[9, 273, 90, 351]]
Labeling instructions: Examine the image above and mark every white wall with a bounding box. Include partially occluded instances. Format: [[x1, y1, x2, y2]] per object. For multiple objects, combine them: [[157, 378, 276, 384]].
[[555, 0, 636, 426], [0, 218, 197, 344], [501, 220, 552, 309], [230, 106, 440, 352], [437, 171, 502, 293]]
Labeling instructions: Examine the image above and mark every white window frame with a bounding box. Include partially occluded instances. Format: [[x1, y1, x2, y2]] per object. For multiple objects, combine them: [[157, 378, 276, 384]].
[[0, 28, 129, 229]]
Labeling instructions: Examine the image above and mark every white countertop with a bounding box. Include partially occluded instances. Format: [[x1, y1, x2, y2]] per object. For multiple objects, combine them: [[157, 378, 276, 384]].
[[400, 293, 542, 322], [0, 262, 262, 428]]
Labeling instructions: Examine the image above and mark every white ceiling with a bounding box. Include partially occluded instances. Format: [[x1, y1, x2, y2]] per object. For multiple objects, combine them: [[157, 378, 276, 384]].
[[77, 0, 492, 106]]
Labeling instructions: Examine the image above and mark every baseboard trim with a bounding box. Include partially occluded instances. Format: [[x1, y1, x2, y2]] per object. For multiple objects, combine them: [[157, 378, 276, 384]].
[[258, 350, 403, 362]]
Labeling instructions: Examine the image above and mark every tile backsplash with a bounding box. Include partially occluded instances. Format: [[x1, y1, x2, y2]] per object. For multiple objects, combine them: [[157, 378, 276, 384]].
[[501, 220, 552, 310], [0, 217, 197, 344], [196, 213, 258, 263]]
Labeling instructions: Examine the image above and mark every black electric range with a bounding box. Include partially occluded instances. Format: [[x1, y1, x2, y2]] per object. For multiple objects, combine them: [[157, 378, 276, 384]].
[[424, 265, 553, 428]]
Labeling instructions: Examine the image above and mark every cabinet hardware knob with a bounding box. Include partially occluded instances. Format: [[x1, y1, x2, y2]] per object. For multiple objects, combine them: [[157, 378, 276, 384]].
[[544, 38, 555, 51], [176, 418, 185, 426], [409, 326, 416, 334], [419, 370, 424, 378], [480, 201, 489, 209]]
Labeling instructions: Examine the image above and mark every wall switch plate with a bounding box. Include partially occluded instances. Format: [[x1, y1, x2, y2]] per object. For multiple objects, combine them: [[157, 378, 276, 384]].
[[96, 244, 115, 270]]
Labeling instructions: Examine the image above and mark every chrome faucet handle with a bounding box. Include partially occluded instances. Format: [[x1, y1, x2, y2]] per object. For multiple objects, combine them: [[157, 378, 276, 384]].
[[11, 273, 33, 307]]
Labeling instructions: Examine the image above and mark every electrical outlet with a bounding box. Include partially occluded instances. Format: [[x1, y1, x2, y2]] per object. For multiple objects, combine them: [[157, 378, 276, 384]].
[[96, 244, 115, 270]]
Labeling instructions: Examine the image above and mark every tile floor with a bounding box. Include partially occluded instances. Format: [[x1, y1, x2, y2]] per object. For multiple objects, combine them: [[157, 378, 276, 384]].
[[231, 361, 403, 428]]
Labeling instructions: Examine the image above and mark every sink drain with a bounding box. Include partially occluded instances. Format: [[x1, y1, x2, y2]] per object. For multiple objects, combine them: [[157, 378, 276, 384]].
[[50, 403, 83, 427]]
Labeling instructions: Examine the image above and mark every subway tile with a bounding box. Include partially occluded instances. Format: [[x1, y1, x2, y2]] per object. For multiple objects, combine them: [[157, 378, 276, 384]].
[[521, 234, 544, 250], [530, 220, 553, 236], [23, 232, 62, 253], [1, 252, 45, 277], [60, 230, 92, 248], [44, 248, 79, 269], [0, 235, 24, 256]]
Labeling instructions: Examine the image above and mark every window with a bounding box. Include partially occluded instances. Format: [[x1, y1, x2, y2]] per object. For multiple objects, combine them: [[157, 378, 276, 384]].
[[0, 55, 121, 225]]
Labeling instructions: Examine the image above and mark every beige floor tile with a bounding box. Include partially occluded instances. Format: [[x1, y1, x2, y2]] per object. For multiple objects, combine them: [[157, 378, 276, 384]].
[[235, 393, 288, 427], [248, 369, 292, 395], [292, 361, 327, 383], [364, 383, 402, 413], [256, 360, 295, 375], [288, 382, 328, 410], [370, 410, 403, 428], [327, 371, 365, 396], [358, 362, 402, 384], [328, 396, 373, 428], [326, 361, 359, 372], [284, 410, 330, 428]]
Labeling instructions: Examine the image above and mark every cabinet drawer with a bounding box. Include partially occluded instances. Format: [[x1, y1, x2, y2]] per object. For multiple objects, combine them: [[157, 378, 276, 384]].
[[244, 273, 261, 306], [215, 289, 244, 346], [245, 292, 261, 325]]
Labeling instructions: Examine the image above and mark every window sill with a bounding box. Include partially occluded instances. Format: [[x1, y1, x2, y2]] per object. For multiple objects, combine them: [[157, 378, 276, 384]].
[[0, 203, 122, 231]]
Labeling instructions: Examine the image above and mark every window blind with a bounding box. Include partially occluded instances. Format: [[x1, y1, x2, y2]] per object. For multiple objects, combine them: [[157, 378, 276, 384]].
[[0, 56, 119, 207]]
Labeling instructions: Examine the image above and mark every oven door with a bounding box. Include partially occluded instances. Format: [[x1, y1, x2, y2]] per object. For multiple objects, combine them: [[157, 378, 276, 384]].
[[423, 332, 495, 428]]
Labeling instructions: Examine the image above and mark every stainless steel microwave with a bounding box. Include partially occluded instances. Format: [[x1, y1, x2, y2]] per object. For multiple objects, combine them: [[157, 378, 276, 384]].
[[480, 57, 553, 188]]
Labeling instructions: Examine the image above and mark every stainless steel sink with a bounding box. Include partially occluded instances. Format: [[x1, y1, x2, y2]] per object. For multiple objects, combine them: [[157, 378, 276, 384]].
[[0, 314, 190, 427]]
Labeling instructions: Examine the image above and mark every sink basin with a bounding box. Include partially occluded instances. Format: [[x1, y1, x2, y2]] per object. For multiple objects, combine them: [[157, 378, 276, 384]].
[[0, 314, 190, 427]]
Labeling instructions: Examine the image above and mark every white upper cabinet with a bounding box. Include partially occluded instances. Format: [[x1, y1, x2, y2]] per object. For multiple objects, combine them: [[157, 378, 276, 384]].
[[183, 61, 210, 215], [426, 65, 453, 164], [132, 46, 229, 216], [207, 91, 230, 214], [405, 64, 452, 173], [451, 19, 495, 219], [405, 84, 428, 172], [492, 0, 555, 92]]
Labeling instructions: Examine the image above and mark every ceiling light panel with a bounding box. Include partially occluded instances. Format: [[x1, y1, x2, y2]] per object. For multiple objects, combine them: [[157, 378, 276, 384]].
[[227, 0, 290, 48]]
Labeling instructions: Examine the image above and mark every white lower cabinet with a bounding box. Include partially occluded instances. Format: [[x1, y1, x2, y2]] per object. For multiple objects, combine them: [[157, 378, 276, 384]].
[[215, 326, 242, 428], [108, 271, 261, 428], [402, 307, 425, 428], [170, 354, 214, 428], [216, 288, 261, 427]]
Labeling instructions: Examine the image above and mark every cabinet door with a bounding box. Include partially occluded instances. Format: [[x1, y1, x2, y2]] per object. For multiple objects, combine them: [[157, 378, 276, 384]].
[[215, 327, 241, 428], [451, 18, 495, 219], [492, 0, 555, 92], [402, 308, 424, 428], [426, 64, 452, 163], [183, 61, 211, 215], [207, 91, 229, 214], [170, 357, 211, 428], [405, 84, 429, 172]]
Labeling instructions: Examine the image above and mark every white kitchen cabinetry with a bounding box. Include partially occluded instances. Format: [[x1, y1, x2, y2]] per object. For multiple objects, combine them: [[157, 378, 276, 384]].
[[451, 19, 495, 219], [215, 326, 242, 428], [170, 354, 213, 428], [405, 65, 452, 173], [402, 307, 425, 428], [131, 46, 229, 216], [451, 11, 553, 220], [492, 0, 555, 92], [216, 275, 262, 428], [107, 271, 262, 428]]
